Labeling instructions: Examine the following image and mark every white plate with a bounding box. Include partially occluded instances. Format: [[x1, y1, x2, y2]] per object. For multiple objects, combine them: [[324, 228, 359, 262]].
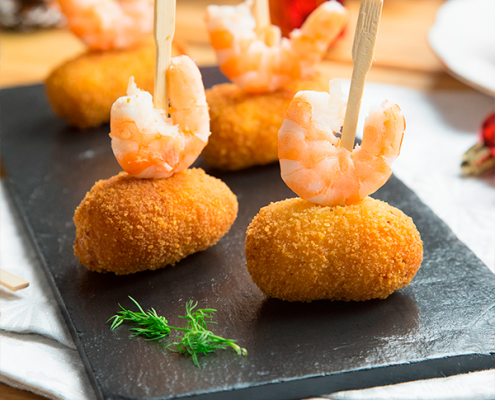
[[428, 0, 495, 97]]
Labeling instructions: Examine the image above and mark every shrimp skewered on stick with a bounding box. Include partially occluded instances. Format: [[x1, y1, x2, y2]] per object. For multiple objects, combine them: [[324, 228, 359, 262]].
[[110, 56, 210, 179], [279, 0, 394, 206], [245, 0, 422, 302], [206, 0, 347, 93], [202, 0, 348, 170], [57, 0, 154, 51], [46, 0, 184, 129], [74, 0, 238, 275], [279, 81, 404, 206]]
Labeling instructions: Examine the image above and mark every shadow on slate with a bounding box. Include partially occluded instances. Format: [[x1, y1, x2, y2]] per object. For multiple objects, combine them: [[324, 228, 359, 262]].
[[1, 67, 494, 400]]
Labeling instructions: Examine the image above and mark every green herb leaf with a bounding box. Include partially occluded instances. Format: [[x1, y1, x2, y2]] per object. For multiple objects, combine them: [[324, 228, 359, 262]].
[[107, 297, 247, 367], [107, 296, 171, 340], [166, 300, 247, 368]]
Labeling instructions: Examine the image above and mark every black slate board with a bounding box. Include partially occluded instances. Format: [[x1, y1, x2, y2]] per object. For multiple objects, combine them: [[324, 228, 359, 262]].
[[1, 68, 494, 400]]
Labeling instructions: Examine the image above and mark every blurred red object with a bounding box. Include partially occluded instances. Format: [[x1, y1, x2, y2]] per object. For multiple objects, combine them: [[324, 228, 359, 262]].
[[461, 112, 495, 176], [270, 0, 345, 37], [481, 112, 495, 156]]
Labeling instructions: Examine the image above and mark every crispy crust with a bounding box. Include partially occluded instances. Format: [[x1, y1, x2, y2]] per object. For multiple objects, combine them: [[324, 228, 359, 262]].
[[45, 39, 183, 129], [202, 75, 328, 170], [245, 197, 423, 302], [74, 168, 238, 274]]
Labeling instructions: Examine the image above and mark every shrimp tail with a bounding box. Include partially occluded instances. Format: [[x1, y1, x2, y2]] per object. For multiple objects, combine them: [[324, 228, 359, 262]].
[[169, 56, 211, 172], [290, 1, 349, 71]]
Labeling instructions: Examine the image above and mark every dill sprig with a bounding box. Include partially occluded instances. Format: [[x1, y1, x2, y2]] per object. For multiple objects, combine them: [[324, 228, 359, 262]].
[[107, 297, 171, 340], [107, 297, 247, 367], [166, 301, 248, 368]]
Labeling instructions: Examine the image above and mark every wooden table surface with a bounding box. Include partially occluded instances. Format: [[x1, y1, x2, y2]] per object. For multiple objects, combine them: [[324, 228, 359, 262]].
[[0, 0, 472, 399]]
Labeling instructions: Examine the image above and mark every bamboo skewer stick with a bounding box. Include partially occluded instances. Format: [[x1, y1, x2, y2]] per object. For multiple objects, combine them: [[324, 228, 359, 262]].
[[153, 0, 176, 111], [254, 0, 271, 31], [340, 0, 383, 152], [0, 269, 29, 291]]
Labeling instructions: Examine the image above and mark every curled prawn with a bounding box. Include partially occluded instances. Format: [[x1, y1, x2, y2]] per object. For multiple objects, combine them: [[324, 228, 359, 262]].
[[58, 0, 154, 50], [278, 80, 405, 206], [205, 0, 348, 93], [110, 55, 210, 179]]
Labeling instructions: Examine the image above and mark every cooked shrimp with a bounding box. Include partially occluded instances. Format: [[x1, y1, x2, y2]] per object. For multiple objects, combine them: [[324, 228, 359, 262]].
[[58, 0, 154, 50], [278, 80, 405, 206], [205, 0, 348, 93], [110, 55, 210, 179]]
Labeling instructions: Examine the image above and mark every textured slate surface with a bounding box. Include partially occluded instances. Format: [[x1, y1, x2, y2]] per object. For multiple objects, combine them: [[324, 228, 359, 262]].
[[1, 68, 494, 400]]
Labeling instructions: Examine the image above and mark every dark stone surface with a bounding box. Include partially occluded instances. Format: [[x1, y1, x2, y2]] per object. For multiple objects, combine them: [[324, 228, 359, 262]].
[[1, 68, 494, 400]]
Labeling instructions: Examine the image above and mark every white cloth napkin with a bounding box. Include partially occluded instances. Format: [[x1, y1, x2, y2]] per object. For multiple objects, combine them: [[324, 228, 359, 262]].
[[1, 83, 494, 400], [0, 182, 98, 400]]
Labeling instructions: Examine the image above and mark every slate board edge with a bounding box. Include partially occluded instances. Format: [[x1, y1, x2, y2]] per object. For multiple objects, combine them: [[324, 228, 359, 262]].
[[132, 353, 494, 400], [3, 178, 106, 400]]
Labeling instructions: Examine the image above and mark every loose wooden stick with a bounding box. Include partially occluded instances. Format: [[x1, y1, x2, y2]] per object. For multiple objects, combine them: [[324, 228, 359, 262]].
[[153, 0, 176, 111], [0, 269, 29, 291], [254, 0, 271, 31], [340, 0, 383, 152]]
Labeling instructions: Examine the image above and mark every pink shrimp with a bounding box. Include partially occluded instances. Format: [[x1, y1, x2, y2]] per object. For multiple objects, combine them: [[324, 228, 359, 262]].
[[57, 0, 154, 50], [205, 0, 348, 93], [109, 55, 210, 179], [278, 80, 405, 206]]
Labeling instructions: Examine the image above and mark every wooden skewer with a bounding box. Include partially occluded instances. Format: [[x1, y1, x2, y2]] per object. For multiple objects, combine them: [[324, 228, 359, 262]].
[[0, 269, 29, 291], [340, 0, 383, 152], [254, 0, 271, 31], [153, 0, 176, 111]]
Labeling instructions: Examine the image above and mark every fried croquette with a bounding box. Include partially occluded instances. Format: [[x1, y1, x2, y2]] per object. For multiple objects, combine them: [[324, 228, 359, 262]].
[[46, 39, 183, 129], [74, 168, 238, 275], [202, 75, 328, 170], [245, 197, 423, 302]]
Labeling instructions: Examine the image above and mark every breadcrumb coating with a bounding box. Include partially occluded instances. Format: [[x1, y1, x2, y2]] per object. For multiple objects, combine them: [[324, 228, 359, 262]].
[[74, 168, 238, 275], [202, 75, 327, 170], [245, 197, 423, 302], [46, 39, 183, 129]]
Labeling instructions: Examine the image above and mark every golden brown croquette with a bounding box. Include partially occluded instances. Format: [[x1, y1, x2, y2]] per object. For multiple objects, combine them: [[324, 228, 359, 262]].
[[245, 197, 423, 302], [202, 75, 328, 170], [46, 39, 184, 129], [74, 168, 238, 275]]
